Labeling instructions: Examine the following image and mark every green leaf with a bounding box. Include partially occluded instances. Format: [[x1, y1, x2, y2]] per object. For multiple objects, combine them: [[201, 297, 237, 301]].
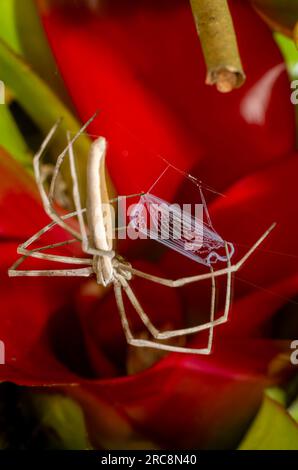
[[0, 1, 36, 169], [275, 33, 298, 78], [0, 37, 84, 146], [265, 386, 286, 406], [0, 0, 69, 101], [29, 393, 92, 450], [238, 394, 298, 450], [0, 37, 92, 196], [0, 0, 73, 171], [0, 0, 22, 52], [288, 398, 298, 422], [0, 105, 32, 168]]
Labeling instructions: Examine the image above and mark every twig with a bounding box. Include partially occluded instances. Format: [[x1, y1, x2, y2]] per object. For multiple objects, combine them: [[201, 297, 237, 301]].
[[189, 0, 246, 93]]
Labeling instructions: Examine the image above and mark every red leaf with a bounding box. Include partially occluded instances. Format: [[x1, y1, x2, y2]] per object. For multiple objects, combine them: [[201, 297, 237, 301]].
[[63, 338, 293, 449], [160, 153, 298, 333], [38, 0, 295, 197]]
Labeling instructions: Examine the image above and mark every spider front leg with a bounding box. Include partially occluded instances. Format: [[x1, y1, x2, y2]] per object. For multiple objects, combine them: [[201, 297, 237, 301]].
[[16, 211, 93, 266], [34, 121, 81, 240], [33, 113, 100, 242], [8, 229, 94, 278], [9, 253, 93, 277], [8, 210, 94, 277]]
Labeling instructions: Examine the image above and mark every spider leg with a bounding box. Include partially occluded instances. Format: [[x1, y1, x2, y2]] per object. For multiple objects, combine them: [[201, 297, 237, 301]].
[[49, 113, 98, 203], [8, 209, 95, 277], [67, 131, 115, 259], [114, 279, 214, 355], [33, 113, 98, 241], [235, 223, 276, 270], [114, 281, 134, 343], [33, 121, 82, 240], [126, 224, 276, 288], [126, 339, 212, 355], [119, 278, 159, 338], [207, 266, 216, 350], [116, 223, 275, 340], [8, 254, 93, 278], [18, 239, 93, 265], [9, 235, 93, 277], [16, 210, 93, 265], [156, 256, 231, 339], [121, 266, 217, 344]]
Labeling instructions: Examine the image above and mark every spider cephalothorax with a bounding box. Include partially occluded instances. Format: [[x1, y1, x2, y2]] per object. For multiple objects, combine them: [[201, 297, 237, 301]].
[[93, 255, 133, 287], [9, 113, 275, 355]]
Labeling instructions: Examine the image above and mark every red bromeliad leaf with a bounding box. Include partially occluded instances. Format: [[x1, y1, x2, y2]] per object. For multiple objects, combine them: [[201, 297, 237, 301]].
[[1, 150, 296, 449], [0, 151, 85, 385], [222, 273, 298, 338], [1, 0, 297, 450], [159, 152, 298, 335], [64, 338, 294, 449], [37, 0, 295, 197], [0, 148, 46, 240], [209, 153, 298, 293]]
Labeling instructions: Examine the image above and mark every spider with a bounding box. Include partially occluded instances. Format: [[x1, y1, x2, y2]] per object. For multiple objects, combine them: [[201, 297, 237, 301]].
[[8, 114, 275, 355]]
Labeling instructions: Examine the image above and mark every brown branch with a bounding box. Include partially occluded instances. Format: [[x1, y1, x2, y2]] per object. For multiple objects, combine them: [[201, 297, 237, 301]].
[[189, 0, 246, 93]]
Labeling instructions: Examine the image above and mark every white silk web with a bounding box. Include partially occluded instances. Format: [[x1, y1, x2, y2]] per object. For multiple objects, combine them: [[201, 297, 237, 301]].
[[130, 164, 235, 267]]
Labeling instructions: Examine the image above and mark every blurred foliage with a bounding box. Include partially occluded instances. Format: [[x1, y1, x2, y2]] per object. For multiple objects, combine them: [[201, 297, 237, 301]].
[[0, 0, 69, 101], [28, 392, 92, 449], [0, 383, 91, 449], [0, 0, 67, 169], [252, 0, 298, 37], [238, 391, 298, 450], [0, 37, 90, 161], [275, 33, 298, 78], [288, 398, 298, 422], [265, 386, 286, 405], [0, 106, 32, 169], [0, 0, 92, 198], [275, 33, 298, 145]]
